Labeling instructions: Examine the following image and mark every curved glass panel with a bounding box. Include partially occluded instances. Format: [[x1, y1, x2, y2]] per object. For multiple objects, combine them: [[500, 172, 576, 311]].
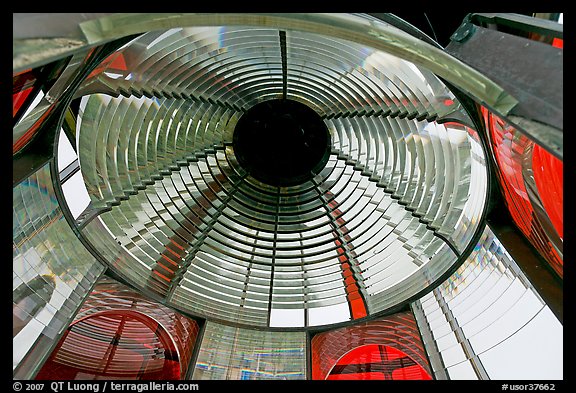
[[483, 108, 563, 278], [13, 12, 562, 383], [412, 224, 563, 380], [310, 311, 432, 380], [35, 275, 199, 380], [13, 163, 106, 379]]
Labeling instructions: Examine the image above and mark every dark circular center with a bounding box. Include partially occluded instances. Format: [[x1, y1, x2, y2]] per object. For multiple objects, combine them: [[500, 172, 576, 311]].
[[232, 99, 331, 187]]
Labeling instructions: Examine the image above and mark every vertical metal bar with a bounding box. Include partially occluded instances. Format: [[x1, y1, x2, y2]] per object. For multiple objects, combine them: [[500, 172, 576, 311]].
[[279, 31, 288, 100], [185, 319, 207, 380], [267, 187, 281, 327]]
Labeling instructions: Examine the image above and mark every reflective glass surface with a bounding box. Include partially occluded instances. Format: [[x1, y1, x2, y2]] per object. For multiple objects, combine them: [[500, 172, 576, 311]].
[[192, 321, 307, 380], [412, 224, 563, 380], [12, 13, 562, 382], [13, 69, 36, 119], [326, 345, 432, 380], [13, 163, 106, 379]]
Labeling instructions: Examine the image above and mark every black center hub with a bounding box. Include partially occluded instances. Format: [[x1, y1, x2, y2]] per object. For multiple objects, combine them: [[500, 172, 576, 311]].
[[232, 99, 331, 187]]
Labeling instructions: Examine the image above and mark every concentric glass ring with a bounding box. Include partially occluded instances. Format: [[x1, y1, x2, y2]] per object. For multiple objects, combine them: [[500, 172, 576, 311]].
[[69, 17, 489, 329]]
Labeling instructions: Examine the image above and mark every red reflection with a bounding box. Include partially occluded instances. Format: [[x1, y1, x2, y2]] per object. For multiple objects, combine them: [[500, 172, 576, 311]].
[[483, 107, 563, 277], [552, 38, 563, 48], [87, 52, 128, 79], [13, 62, 69, 154], [13, 69, 36, 118], [311, 312, 432, 380], [328, 197, 368, 320], [13, 69, 44, 154]]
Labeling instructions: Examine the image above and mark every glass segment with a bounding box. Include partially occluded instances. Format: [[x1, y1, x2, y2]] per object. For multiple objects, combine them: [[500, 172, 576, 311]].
[[326, 345, 432, 380], [15, 13, 561, 382], [34, 275, 200, 380], [13, 163, 106, 379], [311, 311, 432, 380], [192, 321, 307, 380], [483, 108, 563, 278], [412, 224, 563, 380]]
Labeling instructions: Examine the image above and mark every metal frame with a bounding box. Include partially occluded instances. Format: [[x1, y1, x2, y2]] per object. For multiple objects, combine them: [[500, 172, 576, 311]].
[[445, 13, 563, 159]]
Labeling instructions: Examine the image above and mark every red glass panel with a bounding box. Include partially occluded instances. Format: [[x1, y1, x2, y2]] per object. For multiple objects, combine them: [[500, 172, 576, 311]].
[[13, 67, 62, 154], [13, 69, 45, 154], [35, 311, 181, 380], [483, 107, 563, 277], [35, 277, 199, 380], [311, 311, 432, 380], [336, 344, 384, 365], [87, 52, 128, 79], [326, 344, 432, 380], [532, 144, 563, 239], [392, 364, 432, 380], [328, 372, 386, 380], [328, 196, 368, 320], [13, 87, 33, 118], [13, 62, 68, 154]]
